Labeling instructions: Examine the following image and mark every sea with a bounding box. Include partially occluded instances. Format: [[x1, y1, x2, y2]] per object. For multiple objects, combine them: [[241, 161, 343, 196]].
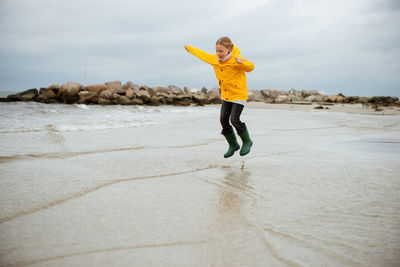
[[1, 102, 399, 266]]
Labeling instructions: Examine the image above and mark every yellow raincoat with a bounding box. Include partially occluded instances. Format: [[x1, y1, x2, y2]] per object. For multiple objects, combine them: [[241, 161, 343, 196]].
[[186, 44, 254, 102]]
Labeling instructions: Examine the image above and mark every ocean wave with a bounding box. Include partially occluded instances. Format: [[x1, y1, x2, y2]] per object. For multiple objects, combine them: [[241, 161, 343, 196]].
[[0, 121, 157, 133], [0, 102, 204, 134], [51, 121, 157, 132], [0, 128, 42, 134], [74, 104, 90, 110]]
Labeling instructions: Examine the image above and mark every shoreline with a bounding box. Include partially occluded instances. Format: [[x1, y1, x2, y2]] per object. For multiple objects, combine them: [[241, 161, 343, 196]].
[[2, 100, 400, 115], [245, 102, 400, 115]]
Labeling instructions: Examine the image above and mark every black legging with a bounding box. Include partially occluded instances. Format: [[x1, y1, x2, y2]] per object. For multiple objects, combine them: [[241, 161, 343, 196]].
[[220, 100, 245, 135]]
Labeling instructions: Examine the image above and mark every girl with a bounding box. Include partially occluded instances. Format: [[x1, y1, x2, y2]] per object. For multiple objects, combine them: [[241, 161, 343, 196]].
[[185, 37, 254, 158]]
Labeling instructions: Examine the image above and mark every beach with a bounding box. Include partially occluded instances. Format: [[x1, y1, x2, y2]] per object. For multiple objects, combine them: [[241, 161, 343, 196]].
[[246, 102, 400, 115], [1, 102, 399, 266]]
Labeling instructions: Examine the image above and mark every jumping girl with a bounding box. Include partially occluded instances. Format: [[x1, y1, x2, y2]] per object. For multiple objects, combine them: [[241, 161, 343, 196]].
[[185, 36, 254, 158]]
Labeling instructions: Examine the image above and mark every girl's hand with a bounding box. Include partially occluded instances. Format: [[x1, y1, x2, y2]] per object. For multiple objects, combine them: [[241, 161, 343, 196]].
[[235, 57, 243, 64]]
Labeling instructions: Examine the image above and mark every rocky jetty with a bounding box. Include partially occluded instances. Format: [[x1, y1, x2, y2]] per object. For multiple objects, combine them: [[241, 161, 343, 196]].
[[1, 81, 399, 107]]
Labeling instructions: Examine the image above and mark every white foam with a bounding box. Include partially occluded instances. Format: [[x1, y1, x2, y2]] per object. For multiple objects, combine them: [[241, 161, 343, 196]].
[[54, 121, 157, 132], [0, 102, 209, 134], [74, 104, 90, 110]]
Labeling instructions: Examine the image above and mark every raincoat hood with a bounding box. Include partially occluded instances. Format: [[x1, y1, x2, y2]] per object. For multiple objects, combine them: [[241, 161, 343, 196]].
[[232, 45, 240, 57]]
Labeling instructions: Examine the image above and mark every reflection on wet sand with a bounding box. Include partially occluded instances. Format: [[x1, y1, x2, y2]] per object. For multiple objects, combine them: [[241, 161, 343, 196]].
[[217, 168, 251, 227], [1, 103, 399, 266], [217, 168, 252, 222]]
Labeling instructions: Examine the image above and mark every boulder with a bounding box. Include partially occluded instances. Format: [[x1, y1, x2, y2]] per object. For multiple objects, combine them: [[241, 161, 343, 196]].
[[388, 97, 399, 105], [290, 96, 304, 103], [279, 90, 289, 95], [153, 86, 171, 95], [288, 88, 299, 95], [166, 94, 174, 104], [7, 89, 38, 101], [155, 92, 171, 105], [149, 95, 162, 106], [173, 94, 191, 102], [327, 95, 338, 102], [247, 90, 264, 102], [98, 97, 112, 105], [105, 81, 124, 94], [78, 91, 97, 104], [173, 96, 192, 106], [59, 82, 82, 104], [301, 89, 311, 98], [184, 87, 193, 96], [155, 91, 170, 98], [135, 89, 151, 103], [115, 94, 131, 105], [345, 96, 359, 103], [275, 95, 289, 103], [192, 93, 210, 105], [336, 95, 345, 103], [159, 95, 168, 105], [294, 90, 303, 98], [99, 89, 116, 100], [123, 81, 140, 91], [38, 88, 57, 102], [21, 89, 38, 101], [168, 85, 184, 95], [314, 95, 325, 102], [148, 87, 156, 96], [358, 96, 369, 104], [85, 84, 108, 96], [126, 88, 135, 99], [207, 87, 222, 104], [174, 100, 192, 106], [139, 85, 150, 91], [58, 82, 81, 95], [261, 89, 279, 100], [305, 95, 316, 102], [48, 84, 61, 95], [131, 98, 144, 105]]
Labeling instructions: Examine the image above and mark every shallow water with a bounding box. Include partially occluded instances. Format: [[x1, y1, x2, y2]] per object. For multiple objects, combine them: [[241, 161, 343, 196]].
[[1, 102, 399, 266]]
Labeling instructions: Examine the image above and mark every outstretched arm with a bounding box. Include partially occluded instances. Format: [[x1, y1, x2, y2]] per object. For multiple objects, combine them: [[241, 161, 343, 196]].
[[185, 45, 218, 65]]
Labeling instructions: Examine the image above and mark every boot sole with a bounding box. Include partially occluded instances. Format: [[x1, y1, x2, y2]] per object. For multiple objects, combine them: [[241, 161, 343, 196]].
[[224, 146, 240, 158], [240, 142, 253, 156]]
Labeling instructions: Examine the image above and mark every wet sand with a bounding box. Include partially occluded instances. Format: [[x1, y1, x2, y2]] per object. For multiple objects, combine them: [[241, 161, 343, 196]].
[[246, 102, 400, 115], [1, 103, 399, 266]]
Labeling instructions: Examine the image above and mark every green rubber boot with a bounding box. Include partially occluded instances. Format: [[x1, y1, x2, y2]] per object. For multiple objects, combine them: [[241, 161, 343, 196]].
[[238, 125, 253, 156], [222, 130, 240, 158]]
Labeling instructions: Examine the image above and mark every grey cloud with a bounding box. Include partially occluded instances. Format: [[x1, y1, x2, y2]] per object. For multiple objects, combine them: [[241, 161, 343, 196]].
[[0, 0, 399, 96]]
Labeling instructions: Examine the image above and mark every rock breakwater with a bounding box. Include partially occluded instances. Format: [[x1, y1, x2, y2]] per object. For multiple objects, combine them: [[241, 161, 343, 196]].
[[1, 81, 399, 107]]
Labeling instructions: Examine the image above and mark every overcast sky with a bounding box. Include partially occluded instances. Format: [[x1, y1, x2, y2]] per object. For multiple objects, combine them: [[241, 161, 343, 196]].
[[1, 0, 399, 96]]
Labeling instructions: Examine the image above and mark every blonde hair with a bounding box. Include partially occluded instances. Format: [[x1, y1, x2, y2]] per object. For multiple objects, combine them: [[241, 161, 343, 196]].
[[216, 36, 233, 49]]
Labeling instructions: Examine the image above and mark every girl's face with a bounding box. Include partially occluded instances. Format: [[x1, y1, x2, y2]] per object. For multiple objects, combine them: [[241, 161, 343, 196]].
[[216, 44, 232, 60]]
